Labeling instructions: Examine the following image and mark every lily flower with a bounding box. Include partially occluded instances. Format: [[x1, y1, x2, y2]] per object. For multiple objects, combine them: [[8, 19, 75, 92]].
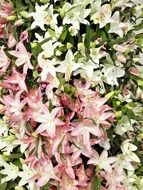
[[32, 106, 64, 138], [88, 150, 116, 172], [0, 46, 10, 76], [9, 42, 33, 74], [91, 4, 112, 28], [0, 162, 19, 184], [4, 68, 27, 92]]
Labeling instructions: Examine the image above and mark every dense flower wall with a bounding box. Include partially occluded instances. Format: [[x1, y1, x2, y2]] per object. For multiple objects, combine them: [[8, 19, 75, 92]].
[[0, 0, 143, 190]]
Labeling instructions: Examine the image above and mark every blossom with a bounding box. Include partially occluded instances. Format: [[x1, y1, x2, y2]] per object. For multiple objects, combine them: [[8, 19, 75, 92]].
[[44, 4, 58, 29], [1, 90, 25, 122], [71, 119, 104, 149], [32, 106, 64, 138], [0, 162, 19, 183], [29, 3, 49, 30], [0, 133, 19, 154], [55, 153, 81, 180], [38, 54, 58, 81], [0, 2, 13, 18], [58, 171, 79, 190], [18, 162, 39, 190], [75, 164, 89, 187], [4, 68, 27, 92], [36, 160, 60, 187], [9, 42, 33, 74], [0, 0, 143, 189], [0, 46, 10, 76], [109, 11, 132, 37], [102, 63, 125, 86], [114, 140, 140, 171], [88, 150, 116, 172], [91, 4, 112, 28], [115, 115, 134, 135], [57, 49, 82, 81], [62, 3, 91, 30]]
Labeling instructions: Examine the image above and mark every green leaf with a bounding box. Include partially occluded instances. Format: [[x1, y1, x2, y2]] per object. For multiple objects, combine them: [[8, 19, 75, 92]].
[[0, 180, 7, 190], [35, 136, 40, 158], [40, 183, 51, 190], [92, 176, 101, 190], [59, 27, 68, 42], [84, 25, 95, 49], [101, 31, 107, 42], [48, 99, 53, 112], [13, 26, 19, 41], [7, 181, 18, 189]]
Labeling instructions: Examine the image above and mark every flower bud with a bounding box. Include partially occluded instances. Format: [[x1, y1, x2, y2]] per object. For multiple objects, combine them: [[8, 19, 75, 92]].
[[7, 15, 16, 21]]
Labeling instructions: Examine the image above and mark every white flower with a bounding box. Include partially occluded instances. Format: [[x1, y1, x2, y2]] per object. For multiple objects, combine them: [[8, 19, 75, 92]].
[[29, 3, 49, 30], [38, 54, 57, 81], [73, 59, 98, 79], [0, 162, 19, 183], [115, 116, 134, 135], [102, 62, 125, 86], [109, 11, 132, 37], [19, 162, 39, 190], [69, 26, 78, 36], [62, 3, 91, 30], [0, 134, 19, 155], [90, 47, 106, 64], [116, 154, 138, 171], [44, 4, 58, 29], [99, 139, 110, 150], [57, 49, 82, 81], [88, 150, 116, 172], [115, 140, 140, 171], [0, 116, 9, 137], [91, 4, 112, 28], [121, 140, 138, 154]]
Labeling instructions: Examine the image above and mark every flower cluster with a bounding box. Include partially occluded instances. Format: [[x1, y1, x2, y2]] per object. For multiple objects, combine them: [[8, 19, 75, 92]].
[[0, 0, 143, 190]]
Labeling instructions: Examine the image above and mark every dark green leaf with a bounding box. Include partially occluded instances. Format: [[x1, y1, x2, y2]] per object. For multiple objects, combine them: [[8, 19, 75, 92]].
[[92, 176, 101, 190], [84, 25, 95, 49], [59, 27, 68, 42], [35, 136, 40, 158]]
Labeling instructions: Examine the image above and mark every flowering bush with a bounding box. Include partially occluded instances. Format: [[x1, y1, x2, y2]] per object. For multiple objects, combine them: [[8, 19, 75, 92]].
[[0, 0, 143, 189]]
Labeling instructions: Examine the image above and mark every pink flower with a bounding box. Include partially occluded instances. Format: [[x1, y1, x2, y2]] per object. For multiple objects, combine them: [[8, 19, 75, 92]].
[[71, 119, 105, 150], [35, 160, 60, 187], [25, 88, 44, 113], [81, 92, 114, 127], [2, 91, 25, 121], [20, 31, 29, 42], [4, 68, 27, 92], [75, 164, 89, 187], [71, 135, 94, 161], [0, 2, 13, 18], [55, 153, 81, 180], [7, 34, 17, 48], [103, 167, 127, 190], [32, 106, 64, 138], [9, 42, 33, 74], [60, 94, 81, 113], [0, 46, 10, 76], [14, 19, 24, 26], [59, 172, 79, 190], [51, 125, 69, 156]]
